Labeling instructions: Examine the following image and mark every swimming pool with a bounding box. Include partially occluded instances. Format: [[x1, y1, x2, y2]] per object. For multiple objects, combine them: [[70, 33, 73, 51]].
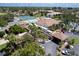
[[19, 16, 38, 23]]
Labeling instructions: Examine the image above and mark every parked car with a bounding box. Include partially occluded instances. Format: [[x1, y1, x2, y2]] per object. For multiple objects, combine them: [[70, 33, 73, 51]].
[[61, 48, 70, 56]]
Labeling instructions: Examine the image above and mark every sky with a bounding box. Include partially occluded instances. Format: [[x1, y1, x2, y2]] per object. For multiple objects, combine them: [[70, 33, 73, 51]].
[[0, 3, 79, 8]]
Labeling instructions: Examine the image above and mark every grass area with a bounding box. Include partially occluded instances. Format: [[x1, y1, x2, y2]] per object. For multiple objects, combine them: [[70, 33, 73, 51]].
[[68, 36, 79, 45], [0, 44, 7, 51], [0, 13, 7, 15]]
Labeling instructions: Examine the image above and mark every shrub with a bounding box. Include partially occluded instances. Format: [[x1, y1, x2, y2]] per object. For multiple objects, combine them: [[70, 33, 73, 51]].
[[0, 31, 5, 38], [9, 25, 26, 34]]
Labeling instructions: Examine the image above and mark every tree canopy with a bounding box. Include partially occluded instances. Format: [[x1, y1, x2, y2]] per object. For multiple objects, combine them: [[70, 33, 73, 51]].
[[0, 31, 5, 38], [9, 24, 27, 34], [28, 24, 48, 41], [0, 13, 14, 27], [12, 42, 45, 56]]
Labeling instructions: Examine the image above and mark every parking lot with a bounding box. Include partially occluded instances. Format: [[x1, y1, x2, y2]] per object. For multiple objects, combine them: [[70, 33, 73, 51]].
[[41, 40, 58, 56]]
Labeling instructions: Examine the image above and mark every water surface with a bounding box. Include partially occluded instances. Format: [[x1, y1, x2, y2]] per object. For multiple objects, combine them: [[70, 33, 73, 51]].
[[19, 16, 38, 23]]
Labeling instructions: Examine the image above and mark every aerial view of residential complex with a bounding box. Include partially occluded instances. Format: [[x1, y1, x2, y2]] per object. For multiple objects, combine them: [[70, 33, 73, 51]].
[[0, 3, 79, 56]]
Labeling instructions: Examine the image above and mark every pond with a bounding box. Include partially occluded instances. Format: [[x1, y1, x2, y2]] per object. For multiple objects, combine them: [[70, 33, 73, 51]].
[[19, 16, 38, 23]]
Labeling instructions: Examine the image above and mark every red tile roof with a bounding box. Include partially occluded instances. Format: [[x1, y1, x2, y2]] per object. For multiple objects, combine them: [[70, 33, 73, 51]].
[[52, 29, 68, 41], [36, 18, 61, 27]]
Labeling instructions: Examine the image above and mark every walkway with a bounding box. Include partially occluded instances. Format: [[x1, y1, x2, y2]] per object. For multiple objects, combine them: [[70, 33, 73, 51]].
[[0, 39, 9, 45]]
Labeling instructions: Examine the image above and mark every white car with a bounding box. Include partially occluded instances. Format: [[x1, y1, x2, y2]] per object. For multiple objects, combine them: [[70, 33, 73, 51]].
[[61, 49, 70, 55]]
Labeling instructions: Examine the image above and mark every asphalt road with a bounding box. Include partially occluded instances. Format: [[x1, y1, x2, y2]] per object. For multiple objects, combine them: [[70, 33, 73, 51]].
[[64, 32, 79, 38]]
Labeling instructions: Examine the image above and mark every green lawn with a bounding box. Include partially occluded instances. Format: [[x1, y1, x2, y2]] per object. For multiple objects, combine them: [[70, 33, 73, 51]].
[[0, 44, 7, 51], [68, 36, 79, 45], [0, 13, 7, 15]]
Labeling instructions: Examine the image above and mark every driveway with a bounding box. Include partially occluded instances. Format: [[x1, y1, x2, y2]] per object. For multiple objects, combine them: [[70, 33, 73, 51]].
[[41, 40, 58, 56]]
